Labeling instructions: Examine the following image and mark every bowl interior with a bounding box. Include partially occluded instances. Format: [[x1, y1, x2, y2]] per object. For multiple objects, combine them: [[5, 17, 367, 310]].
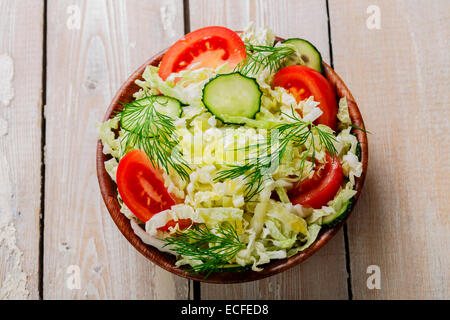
[[96, 36, 368, 284]]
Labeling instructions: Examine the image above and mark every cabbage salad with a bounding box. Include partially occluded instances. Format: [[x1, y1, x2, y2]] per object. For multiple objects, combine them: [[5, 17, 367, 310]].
[[98, 23, 362, 275]]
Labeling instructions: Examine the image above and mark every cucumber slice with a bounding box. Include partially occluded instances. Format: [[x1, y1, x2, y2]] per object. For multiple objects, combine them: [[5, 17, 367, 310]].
[[127, 95, 182, 119], [149, 95, 182, 119], [202, 72, 262, 125], [120, 95, 181, 135], [282, 38, 323, 73], [322, 198, 354, 228]]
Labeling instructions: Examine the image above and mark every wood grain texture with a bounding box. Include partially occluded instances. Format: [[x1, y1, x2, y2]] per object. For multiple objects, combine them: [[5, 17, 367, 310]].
[[0, 0, 43, 299], [44, 0, 190, 299], [329, 0, 450, 299], [190, 0, 349, 299]]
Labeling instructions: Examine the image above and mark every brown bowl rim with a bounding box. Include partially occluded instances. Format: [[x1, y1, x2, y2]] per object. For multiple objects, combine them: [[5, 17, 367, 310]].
[[96, 36, 368, 284]]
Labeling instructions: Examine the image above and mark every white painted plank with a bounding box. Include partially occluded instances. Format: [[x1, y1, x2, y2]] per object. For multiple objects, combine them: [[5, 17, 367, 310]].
[[44, 0, 190, 299], [329, 0, 449, 299], [0, 0, 43, 300]]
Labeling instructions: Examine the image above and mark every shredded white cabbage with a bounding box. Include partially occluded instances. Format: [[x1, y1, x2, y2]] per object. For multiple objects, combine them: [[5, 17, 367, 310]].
[[241, 22, 275, 46], [337, 97, 352, 127], [96, 117, 120, 158]]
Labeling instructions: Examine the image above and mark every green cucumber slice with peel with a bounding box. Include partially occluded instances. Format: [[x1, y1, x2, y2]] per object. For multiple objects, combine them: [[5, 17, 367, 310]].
[[282, 38, 323, 73], [202, 72, 262, 125]]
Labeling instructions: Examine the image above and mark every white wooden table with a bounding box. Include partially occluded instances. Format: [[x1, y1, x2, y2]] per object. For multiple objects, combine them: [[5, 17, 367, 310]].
[[0, 0, 448, 300]]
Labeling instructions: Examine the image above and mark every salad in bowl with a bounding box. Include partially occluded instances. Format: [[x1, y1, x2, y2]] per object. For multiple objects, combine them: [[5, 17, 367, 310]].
[[97, 24, 367, 281]]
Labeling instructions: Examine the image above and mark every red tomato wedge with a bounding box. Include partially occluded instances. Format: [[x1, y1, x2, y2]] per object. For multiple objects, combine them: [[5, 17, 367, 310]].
[[158, 26, 246, 80], [297, 160, 326, 194], [157, 219, 193, 232], [116, 150, 176, 222], [290, 152, 343, 209], [272, 65, 338, 130]]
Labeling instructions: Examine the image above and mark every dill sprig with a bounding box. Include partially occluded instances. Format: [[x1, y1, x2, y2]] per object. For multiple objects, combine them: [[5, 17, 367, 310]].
[[214, 130, 287, 201], [281, 109, 338, 160], [235, 42, 295, 76], [215, 106, 337, 201], [165, 222, 245, 277], [117, 95, 190, 180], [350, 124, 371, 134]]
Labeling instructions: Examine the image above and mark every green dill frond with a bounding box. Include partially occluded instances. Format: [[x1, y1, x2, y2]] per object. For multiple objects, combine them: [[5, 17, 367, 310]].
[[165, 222, 246, 278], [214, 128, 289, 201], [235, 42, 295, 76], [350, 124, 371, 134], [117, 95, 190, 180], [215, 106, 338, 200]]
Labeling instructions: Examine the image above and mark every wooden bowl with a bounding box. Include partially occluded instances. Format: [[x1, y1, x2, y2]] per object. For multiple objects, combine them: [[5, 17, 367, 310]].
[[96, 36, 368, 284]]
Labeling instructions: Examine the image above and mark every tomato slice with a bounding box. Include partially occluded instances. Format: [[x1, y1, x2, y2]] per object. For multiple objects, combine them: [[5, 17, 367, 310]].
[[157, 219, 193, 232], [297, 160, 328, 194], [290, 153, 343, 209], [272, 65, 338, 130], [158, 26, 246, 80], [116, 150, 176, 222]]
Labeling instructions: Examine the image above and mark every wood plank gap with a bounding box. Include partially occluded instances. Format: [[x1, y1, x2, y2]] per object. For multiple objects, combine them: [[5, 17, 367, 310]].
[[343, 224, 353, 300], [38, 0, 48, 301], [325, 0, 334, 69], [326, 0, 352, 300], [187, 278, 191, 300], [183, 0, 191, 33], [193, 280, 201, 300]]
